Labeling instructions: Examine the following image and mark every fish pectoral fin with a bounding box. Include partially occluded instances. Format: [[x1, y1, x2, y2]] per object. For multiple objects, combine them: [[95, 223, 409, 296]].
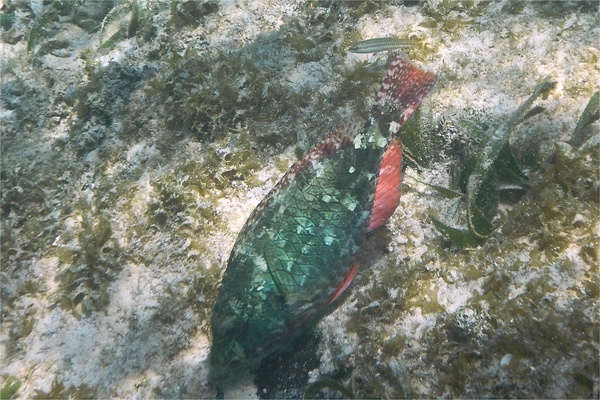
[[326, 261, 359, 307], [368, 137, 403, 231]]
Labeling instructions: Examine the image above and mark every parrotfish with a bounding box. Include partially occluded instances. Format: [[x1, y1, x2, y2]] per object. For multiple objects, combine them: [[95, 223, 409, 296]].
[[210, 52, 436, 372]]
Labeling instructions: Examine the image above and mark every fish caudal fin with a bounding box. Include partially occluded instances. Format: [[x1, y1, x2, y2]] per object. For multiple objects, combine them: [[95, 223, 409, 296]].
[[367, 53, 436, 230], [371, 52, 436, 134], [368, 137, 403, 231]]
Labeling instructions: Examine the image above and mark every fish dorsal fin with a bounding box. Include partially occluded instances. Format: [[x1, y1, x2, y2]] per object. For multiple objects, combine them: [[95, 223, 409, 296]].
[[235, 117, 365, 240], [371, 52, 437, 133], [280, 117, 366, 184], [368, 137, 403, 231]]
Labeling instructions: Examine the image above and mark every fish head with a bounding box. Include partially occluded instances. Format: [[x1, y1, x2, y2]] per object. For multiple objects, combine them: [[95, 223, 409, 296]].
[[210, 318, 250, 372], [210, 273, 288, 372]]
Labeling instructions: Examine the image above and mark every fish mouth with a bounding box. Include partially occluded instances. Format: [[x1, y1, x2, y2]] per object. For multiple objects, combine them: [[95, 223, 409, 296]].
[[209, 351, 236, 384], [209, 345, 247, 371], [209, 346, 234, 369], [208, 361, 228, 383], [209, 352, 259, 386]]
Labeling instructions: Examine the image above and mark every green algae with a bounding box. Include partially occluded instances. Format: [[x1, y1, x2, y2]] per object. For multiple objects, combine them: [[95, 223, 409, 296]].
[[1, 166, 67, 321], [420, 2, 477, 36], [26, 0, 160, 60], [26, 0, 115, 60], [0, 376, 21, 400], [5, 307, 37, 354], [334, 60, 385, 118], [168, 1, 219, 28], [415, 254, 597, 398], [398, 109, 440, 169], [505, 135, 599, 260], [151, 262, 221, 338], [148, 166, 225, 254], [301, 0, 389, 24], [144, 48, 299, 145], [54, 210, 122, 318], [0, 11, 16, 30], [33, 378, 96, 400], [27, 3, 63, 57], [98, 0, 141, 47]]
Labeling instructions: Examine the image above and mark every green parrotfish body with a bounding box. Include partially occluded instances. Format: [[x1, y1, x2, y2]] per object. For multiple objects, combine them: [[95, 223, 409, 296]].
[[210, 52, 436, 372]]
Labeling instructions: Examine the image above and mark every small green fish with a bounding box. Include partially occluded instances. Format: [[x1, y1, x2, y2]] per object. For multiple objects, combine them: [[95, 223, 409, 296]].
[[348, 37, 413, 54]]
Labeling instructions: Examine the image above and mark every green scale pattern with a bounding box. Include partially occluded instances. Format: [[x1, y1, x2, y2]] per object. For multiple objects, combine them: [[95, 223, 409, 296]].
[[210, 123, 387, 369]]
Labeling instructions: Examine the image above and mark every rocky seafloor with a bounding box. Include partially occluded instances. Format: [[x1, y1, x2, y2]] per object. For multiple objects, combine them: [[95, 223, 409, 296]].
[[1, 0, 598, 399]]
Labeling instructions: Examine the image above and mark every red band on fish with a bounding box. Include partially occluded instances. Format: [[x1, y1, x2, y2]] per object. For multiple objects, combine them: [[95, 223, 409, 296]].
[[326, 261, 359, 307], [368, 137, 403, 231]]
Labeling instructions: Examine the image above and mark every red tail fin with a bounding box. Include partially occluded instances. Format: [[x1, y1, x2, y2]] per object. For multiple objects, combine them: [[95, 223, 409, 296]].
[[368, 53, 435, 230], [371, 52, 436, 133]]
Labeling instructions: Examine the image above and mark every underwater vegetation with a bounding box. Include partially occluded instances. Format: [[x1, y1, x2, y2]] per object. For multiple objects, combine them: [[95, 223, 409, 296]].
[[53, 210, 122, 318], [24, 0, 113, 60], [396, 83, 599, 248], [571, 90, 599, 148], [0, 376, 21, 400], [1, 375, 97, 400], [424, 79, 557, 245], [32, 378, 96, 400], [21, 0, 222, 63]]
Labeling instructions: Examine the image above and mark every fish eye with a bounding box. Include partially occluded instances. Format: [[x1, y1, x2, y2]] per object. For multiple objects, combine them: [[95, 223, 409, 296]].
[[218, 318, 243, 338]]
